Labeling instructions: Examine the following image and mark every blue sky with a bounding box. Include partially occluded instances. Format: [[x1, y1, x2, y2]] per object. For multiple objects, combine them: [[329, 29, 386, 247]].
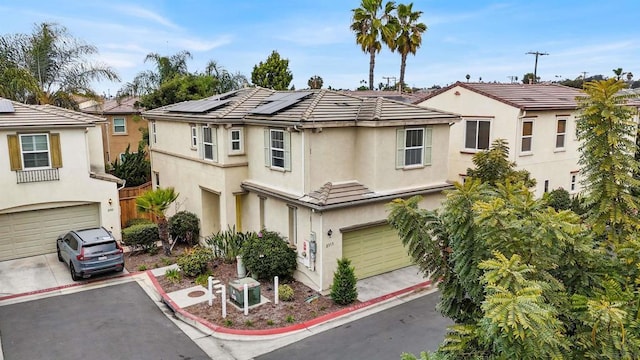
[[2, 1, 639, 96]]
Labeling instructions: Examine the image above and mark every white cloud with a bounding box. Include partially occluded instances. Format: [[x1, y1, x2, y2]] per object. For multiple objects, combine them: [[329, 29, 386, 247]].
[[110, 4, 181, 30]]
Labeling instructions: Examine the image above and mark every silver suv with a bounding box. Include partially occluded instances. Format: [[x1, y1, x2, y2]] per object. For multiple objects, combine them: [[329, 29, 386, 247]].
[[56, 227, 125, 280]]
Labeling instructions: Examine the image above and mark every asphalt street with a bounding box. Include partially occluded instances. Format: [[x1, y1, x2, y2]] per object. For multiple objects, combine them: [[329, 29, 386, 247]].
[[0, 281, 210, 360], [256, 291, 452, 360]]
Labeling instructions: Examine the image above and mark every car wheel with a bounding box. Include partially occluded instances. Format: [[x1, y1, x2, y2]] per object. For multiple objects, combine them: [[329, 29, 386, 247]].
[[56, 245, 63, 262], [70, 263, 79, 281], [116, 262, 125, 273]]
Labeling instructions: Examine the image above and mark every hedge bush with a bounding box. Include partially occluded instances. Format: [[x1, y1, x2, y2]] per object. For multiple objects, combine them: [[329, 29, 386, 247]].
[[125, 217, 154, 228], [278, 284, 295, 301], [176, 246, 214, 277], [168, 211, 200, 245], [330, 258, 358, 305], [122, 223, 159, 253], [241, 230, 296, 280]]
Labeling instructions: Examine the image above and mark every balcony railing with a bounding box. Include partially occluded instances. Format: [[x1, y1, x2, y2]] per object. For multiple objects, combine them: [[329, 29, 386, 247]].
[[16, 168, 60, 184]]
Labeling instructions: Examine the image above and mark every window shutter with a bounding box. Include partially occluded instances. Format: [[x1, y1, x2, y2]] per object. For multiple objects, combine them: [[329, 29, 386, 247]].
[[284, 130, 291, 171], [212, 127, 218, 162], [396, 129, 405, 169], [424, 127, 432, 165], [7, 134, 22, 171], [50, 133, 63, 168], [264, 129, 270, 167]]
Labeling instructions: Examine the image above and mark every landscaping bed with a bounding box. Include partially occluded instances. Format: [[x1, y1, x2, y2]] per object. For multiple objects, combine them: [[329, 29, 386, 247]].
[[125, 246, 356, 330]]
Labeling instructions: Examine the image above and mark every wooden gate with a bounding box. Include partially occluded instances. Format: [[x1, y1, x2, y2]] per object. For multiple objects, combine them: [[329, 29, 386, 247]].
[[119, 181, 153, 227]]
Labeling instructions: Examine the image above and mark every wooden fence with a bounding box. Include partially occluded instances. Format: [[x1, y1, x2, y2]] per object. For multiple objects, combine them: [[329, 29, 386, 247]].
[[119, 181, 153, 227]]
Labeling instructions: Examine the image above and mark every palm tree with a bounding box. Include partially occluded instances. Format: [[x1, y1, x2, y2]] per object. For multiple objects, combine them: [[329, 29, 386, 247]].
[[136, 187, 179, 255], [0, 22, 119, 108], [119, 51, 192, 97], [205, 60, 248, 93], [390, 3, 427, 93], [350, 0, 397, 90]]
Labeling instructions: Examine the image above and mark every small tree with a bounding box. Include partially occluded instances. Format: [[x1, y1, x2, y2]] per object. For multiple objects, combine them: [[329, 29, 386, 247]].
[[110, 142, 150, 187], [545, 188, 571, 211], [330, 258, 358, 305], [251, 51, 293, 90], [308, 75, 323, 89], [168, 211, 200, 245], [136, 187, 179, 255], [241, 230, 297, 280]]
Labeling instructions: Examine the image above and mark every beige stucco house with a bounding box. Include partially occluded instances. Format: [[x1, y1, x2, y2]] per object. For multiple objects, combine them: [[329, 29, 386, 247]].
[[143, 87, 459, 292], [0, 98, 123, 261], [82, 97, 146, 165], [417, 82, 584, 197]]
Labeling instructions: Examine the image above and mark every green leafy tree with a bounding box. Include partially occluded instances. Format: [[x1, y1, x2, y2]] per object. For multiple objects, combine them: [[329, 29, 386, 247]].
[[388, 3, 427, 93], [522, 72, 538, 84], [308, 75, 323, 89], [330, 258, 358, 305], [350, 0, 397, 90], [545, 188, 571, 211], [466, 139, 536, 188], [0, 22, 119, 108], [136, 187, 179, 256], [576, 78, 640, 244], [250, 50, 293, 90], [110, 142, 150, 187], [137, 73, 217, 109]]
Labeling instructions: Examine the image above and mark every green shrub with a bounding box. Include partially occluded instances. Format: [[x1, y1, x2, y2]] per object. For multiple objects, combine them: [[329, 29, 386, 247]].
[[244, 320, 254, 327], [176, 246, 214, 277], [241, 230, 296, 280], [122, 223, 159, 253], [165, 268, 182, 283], [205, 225, 250, 263], [545, 188, 571, 211], [137, 264, 148, 271], [285, 315, 295, 323], [266, 319, 274, 326], [278, 284, 295, 301], [330, 258, 358, 305], [125, 217, 154, 228], [195, 271, 213, 287], [223, 319, 233, 327], [168, 211, 200, 245]]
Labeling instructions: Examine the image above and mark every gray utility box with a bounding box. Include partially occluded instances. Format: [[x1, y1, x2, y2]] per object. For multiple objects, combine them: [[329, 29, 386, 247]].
[[229, 277, 261, 307]]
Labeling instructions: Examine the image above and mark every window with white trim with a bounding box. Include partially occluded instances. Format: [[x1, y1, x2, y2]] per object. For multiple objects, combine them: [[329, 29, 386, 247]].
[[190, 125, 198, 149], [465, 120, 490, 150], [570, 173, 578, 192], [151, 121, 157, 144], [396, 127, 432, 168], [229, 128, 244, 155], [20, 134, 50, 169], [264, 129, 291, 170], [556, 118, 567, 149], [521, 119, 533, 153], [113, 118, 126, 134], [202, 125, 217, 161]]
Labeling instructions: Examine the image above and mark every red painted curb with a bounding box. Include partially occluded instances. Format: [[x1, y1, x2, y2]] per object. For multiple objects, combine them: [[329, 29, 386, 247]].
[[0, 271, 136, 302], [146, 270, 433, 336]]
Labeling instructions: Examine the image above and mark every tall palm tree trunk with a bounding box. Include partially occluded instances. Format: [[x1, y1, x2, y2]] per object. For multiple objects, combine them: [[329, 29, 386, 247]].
[[368, 49, 376, 90], [399, 53, 408, 93]]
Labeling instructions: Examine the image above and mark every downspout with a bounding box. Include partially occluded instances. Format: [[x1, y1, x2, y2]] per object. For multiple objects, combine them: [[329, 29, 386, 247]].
[[515, 109, 526, 162]]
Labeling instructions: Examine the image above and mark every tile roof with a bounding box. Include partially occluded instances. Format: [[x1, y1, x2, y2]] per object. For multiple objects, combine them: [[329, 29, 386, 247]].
[[418, 81, 583, 111], [144, 87, 460, 127], [304, 181, 375, 206], [0, 98, 104, 129], [82, 97, 142, 115]]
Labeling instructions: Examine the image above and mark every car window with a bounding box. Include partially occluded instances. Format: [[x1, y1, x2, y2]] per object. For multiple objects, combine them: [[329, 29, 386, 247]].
[[83, 241, 117, 255], [66, 235, 78, 251]]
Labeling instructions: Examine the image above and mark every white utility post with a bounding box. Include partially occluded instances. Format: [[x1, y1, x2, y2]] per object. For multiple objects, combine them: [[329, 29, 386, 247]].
[[274, 276, 279, 305]]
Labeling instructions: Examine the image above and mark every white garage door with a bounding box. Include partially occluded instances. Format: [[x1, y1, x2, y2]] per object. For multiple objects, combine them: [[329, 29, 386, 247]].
[[0, 204, 100, 261], [342, 224, 412, 280]]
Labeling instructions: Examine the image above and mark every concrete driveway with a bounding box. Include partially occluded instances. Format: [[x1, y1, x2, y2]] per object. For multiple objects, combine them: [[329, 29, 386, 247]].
[[0, 253, 128, 297]]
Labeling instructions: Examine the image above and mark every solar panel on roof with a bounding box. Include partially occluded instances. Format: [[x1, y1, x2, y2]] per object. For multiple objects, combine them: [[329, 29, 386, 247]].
[[263, 91, 312, 102], [0, 99, 15, 113], [168, 98, 232, 113], [251, 99, 300, 115]]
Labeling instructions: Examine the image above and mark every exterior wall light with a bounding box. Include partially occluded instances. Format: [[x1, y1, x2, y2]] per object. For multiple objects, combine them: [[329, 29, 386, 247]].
[[327, 229, 333, 237]]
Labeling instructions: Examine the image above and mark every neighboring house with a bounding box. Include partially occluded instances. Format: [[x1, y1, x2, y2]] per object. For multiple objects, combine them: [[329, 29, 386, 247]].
[[82, 97, 145, 165], [0, 98, 123, 261], [417, 82, 584, 197], [143, 88, 459, 292]]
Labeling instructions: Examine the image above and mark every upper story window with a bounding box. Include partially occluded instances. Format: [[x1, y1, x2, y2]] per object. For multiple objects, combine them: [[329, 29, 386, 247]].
[[465, 119, 490, 150], [396, 127, 432, 168], [264, 129, 291, 171], [20, 134, 51, 169], [521, 119, 534, 153], [113, 118, 126, 134], [202, 125, 218, 162], [151, 121, 157, 144], [229, 128, 244, 155], [556, 118, 567, 149], [190, 125, 198, 149]]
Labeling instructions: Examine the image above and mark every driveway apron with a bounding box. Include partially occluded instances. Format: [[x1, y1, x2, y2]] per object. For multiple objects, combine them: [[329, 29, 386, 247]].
[[0, 281, 210, 360]]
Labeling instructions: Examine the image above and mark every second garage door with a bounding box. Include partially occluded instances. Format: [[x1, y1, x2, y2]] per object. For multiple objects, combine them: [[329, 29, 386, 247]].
[[0, 204, 100, 261], [342, 224, 412, 280]]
